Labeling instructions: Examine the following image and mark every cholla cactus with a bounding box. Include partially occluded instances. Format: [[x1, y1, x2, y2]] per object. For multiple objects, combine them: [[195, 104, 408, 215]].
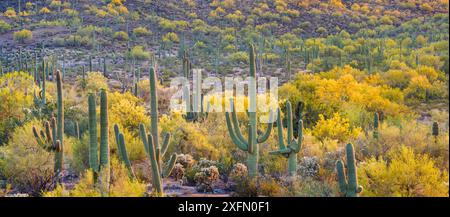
[[194, 166, 220, 192], [298, 156, 320, 179], [171, 163, 185, 181], [229, 163, 248, 181], [176, 154, 195, 169]]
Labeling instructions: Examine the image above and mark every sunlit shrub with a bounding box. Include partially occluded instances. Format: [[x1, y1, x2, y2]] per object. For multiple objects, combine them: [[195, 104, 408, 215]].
[[312, 113, 362, 143], [13, 29, 33, 43], [113, 31, 129, 41], [0, 72, 35, 145], [359, 146, 449, 197], [0, 120, 56, 196]]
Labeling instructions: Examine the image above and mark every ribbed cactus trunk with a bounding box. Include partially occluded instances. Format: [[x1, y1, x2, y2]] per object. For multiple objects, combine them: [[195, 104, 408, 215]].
[[336, 143, 363, 197], [99, 89, 110, 196], [149, 68, 161, 171], [114, 124, 135, 179], [88, 93, 99, 173], [247, 46, 258, 177], [55, 71, 64, 174], [41, 60, 46, 104]]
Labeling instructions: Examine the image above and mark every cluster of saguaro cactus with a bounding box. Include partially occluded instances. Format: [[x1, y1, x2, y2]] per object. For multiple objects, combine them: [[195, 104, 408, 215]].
[[113, 124, 135, 178], [181, 52, 209, 122], [139, 68, 177, 195], [269, 101, 303, 176], [88, 90, 110, 196], [225, 44, 274, 178], [336, 143, 363, 197], [32, 70, 64, 175], [373, 112, 379, 139], [33, 59, 47, 108]]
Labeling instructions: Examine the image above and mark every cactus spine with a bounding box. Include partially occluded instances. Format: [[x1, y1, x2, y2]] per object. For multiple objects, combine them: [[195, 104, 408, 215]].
[[225, 44, 274, 178], [87, 90, 110, 196], [139, 68, 177, 195], [269, 101, 303, 175], [113, 124, 136, 178], [336, 143, 363, 197]]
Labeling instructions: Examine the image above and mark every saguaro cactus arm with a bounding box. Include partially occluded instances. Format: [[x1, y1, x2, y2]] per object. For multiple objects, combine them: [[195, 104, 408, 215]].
[[162, 153, 177, 178], [146, 133, 163, 194], [257, 110, 274, 143], [160, 133, 171, 157], [225, 111, 248, 151]]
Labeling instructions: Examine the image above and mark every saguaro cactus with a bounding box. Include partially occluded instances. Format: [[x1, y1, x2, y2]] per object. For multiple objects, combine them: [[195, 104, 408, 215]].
[[55, 70, 64, 172], [32, 117, 63, 174], [181, 54, 209, 122], [269, 101, 303, 175], [139, 68, 177, 195], [373, 112, 379, 139], [33, 62, 46, 108], [432, 121, 439, 143], [113, 124, 136, 179], [336, 143, 363, 197], [32, 71, 64, 175], [225, 44, 274, 178], [87, 90, 110, 196]]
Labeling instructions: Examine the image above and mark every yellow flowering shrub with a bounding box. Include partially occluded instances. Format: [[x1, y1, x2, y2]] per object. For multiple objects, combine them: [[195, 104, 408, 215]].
[[312, 113, 362, 142], [359, 146, 449, 197]]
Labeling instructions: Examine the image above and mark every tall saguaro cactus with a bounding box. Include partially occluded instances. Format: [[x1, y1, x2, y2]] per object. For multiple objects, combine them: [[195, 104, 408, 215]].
[[87, 90, 110, 196], [336, 143, 363, 197], [55, 70, 64, 172], [269, 101, 303, 175], [139, 68, 177, 195], [225, 44, 274, 178]]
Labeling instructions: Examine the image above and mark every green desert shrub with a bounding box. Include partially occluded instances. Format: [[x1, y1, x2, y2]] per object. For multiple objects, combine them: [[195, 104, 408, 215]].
[[133, 27, 151, 37], [128, 46, 151, 61], [0, 19, 11, 33], [0, 120, 56, 196], [113, 31, 129, 41], [44, 158, 146, 197]]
